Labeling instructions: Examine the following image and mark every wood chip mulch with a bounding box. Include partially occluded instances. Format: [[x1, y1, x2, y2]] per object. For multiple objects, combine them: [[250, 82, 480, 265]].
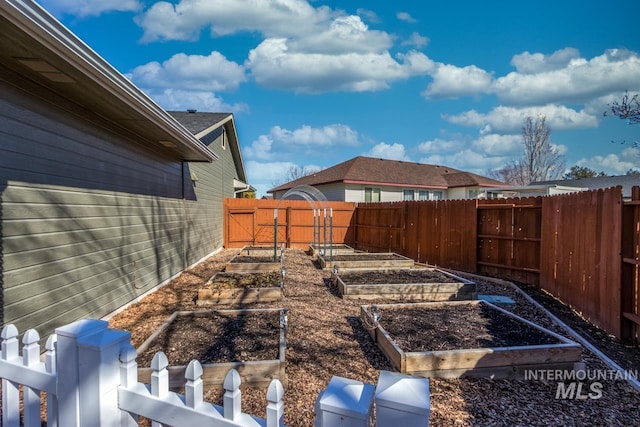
[[108, 249, 640, 426]]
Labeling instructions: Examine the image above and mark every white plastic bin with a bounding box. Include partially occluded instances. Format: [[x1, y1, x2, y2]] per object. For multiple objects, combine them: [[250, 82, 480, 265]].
[[375, 370, 430, 426], [314, 376, 375, 426]]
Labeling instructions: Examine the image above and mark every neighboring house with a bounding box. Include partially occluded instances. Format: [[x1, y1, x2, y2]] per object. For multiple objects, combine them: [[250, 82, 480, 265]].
[[481, 175, 640, 199], [0, 1, 250, 337], [268, 156, 509, 202]]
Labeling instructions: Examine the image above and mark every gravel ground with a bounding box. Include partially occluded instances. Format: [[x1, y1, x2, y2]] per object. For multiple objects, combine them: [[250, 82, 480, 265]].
[[108, 248, 640, 426]]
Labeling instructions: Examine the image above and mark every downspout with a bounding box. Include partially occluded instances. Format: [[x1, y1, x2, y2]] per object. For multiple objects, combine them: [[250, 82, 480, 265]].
[[234, 183, 251, 198]]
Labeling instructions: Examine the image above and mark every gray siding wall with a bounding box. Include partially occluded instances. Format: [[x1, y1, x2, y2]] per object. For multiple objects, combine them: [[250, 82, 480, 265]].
[[183, 128, 238, 259], [0, 81, 224, 337]]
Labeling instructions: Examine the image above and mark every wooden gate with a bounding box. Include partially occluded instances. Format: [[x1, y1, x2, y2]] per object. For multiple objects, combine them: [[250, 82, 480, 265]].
[[226, 209, 255, 247]]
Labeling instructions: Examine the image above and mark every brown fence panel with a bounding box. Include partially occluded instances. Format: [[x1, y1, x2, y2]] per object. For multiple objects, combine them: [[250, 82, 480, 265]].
[[622, 186, 640, 341], [224, 199, 356, 249], [540, 187, 623, 338], [354, 203, 404, 253], [354, 200, 476, 272], [477, 197, 542, 284]]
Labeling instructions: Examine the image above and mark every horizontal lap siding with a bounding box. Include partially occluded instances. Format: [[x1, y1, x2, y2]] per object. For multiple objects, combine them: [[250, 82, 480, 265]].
[[0, 84, 220, 337]]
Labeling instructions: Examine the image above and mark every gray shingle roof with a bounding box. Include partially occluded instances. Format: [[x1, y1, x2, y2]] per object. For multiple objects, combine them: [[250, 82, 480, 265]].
[[535, 175, 640, 198], [168, 111, 231, 135]]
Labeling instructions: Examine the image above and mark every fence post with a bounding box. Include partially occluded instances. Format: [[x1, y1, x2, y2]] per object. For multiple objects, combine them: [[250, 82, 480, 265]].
[[56, 319, 131, 427], [119, 344, 139, 427], [1, 324, 20, 427], [45, 335, 59, 427], [266, 379, 284, 427], [223, 368, 242, 421], [77, 323, 131, 427], [22, 330, 41, 425]]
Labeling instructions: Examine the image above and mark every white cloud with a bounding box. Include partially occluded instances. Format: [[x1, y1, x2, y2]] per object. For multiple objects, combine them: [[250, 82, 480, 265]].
[[423, 64, 493, 99], [364, 143, 410, 161], [40, 0, 140, 17], [356, 8, 380, 24], [270, 124, 359, 146], [420, 150, 509, 176], [402, 32, 429, 48], [510, 48, 581, 74], [135, 0, 436, 94], [243, 135, 275, 161], [288, 15, 393, 54], [244, 124, 360, 160], [493, 49, 640, 105], [397, 12, 417, 23], [576, 147, 640, 175], [136, 0, 335, 42], [128, 51, 246, 92], [247, 39, 434, 92], [145, 89, 247, 113], [417, 138, 465, 154], [471, 134, 522, 156], [444, 104, 598, 133]]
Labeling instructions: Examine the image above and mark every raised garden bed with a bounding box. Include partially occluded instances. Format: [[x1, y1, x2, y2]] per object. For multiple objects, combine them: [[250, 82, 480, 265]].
[[318, 252, 415, 270], [136, 308, 288, 386], [361, 300, 581, 379], [197, 271, 285, 305], [226, 245, 284, 272], [307, 243, 356, 257], [332, 267, 476, 301]]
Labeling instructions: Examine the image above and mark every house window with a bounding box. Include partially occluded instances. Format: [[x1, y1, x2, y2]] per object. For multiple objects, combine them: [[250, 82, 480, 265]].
[[403, 190, 415, 201], [364, 187, 380, 202], [221, 128, 226, 150], [468, 189, 479, 199], [418, 190, 443, 200]]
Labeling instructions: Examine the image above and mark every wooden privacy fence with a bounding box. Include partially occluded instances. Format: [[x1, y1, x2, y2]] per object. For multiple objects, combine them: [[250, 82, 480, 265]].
[[225, 199, 356, 249], [225, 186, 640, 340], [353, 187, 636, 340]]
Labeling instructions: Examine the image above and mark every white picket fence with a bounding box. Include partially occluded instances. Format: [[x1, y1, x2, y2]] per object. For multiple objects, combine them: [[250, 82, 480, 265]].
[[0, 319, 284, 427]]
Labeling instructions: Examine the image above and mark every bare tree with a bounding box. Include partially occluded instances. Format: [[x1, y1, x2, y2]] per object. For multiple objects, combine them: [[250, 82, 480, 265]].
[[272, 165, 321, 187], [605, 91, 640, 124], [489, 115, 565, 185], [604, 91, 639, 146]]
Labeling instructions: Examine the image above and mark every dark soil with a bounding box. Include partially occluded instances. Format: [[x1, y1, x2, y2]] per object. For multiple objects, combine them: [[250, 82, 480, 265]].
[[136, 311, 280, 366], [380, 304, 559, 352], [207, 272, 283, 290], [340, 269, 459, 285], [325, 253, 406, 261]]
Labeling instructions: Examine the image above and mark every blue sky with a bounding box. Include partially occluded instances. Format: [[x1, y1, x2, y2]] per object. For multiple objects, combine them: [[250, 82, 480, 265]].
[[39, 0, 640, 196]]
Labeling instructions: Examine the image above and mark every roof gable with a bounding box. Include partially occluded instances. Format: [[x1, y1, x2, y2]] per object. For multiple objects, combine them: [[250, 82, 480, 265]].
[[169, 111, 248, 183]]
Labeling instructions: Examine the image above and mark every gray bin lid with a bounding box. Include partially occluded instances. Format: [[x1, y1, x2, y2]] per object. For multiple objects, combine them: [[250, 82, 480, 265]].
[[375, 370, 430, 415], [317, 376, 375, 419]]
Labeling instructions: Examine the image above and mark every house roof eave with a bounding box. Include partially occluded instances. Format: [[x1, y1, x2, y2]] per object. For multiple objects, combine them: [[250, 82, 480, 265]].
[[1, 0, 216, 162]]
